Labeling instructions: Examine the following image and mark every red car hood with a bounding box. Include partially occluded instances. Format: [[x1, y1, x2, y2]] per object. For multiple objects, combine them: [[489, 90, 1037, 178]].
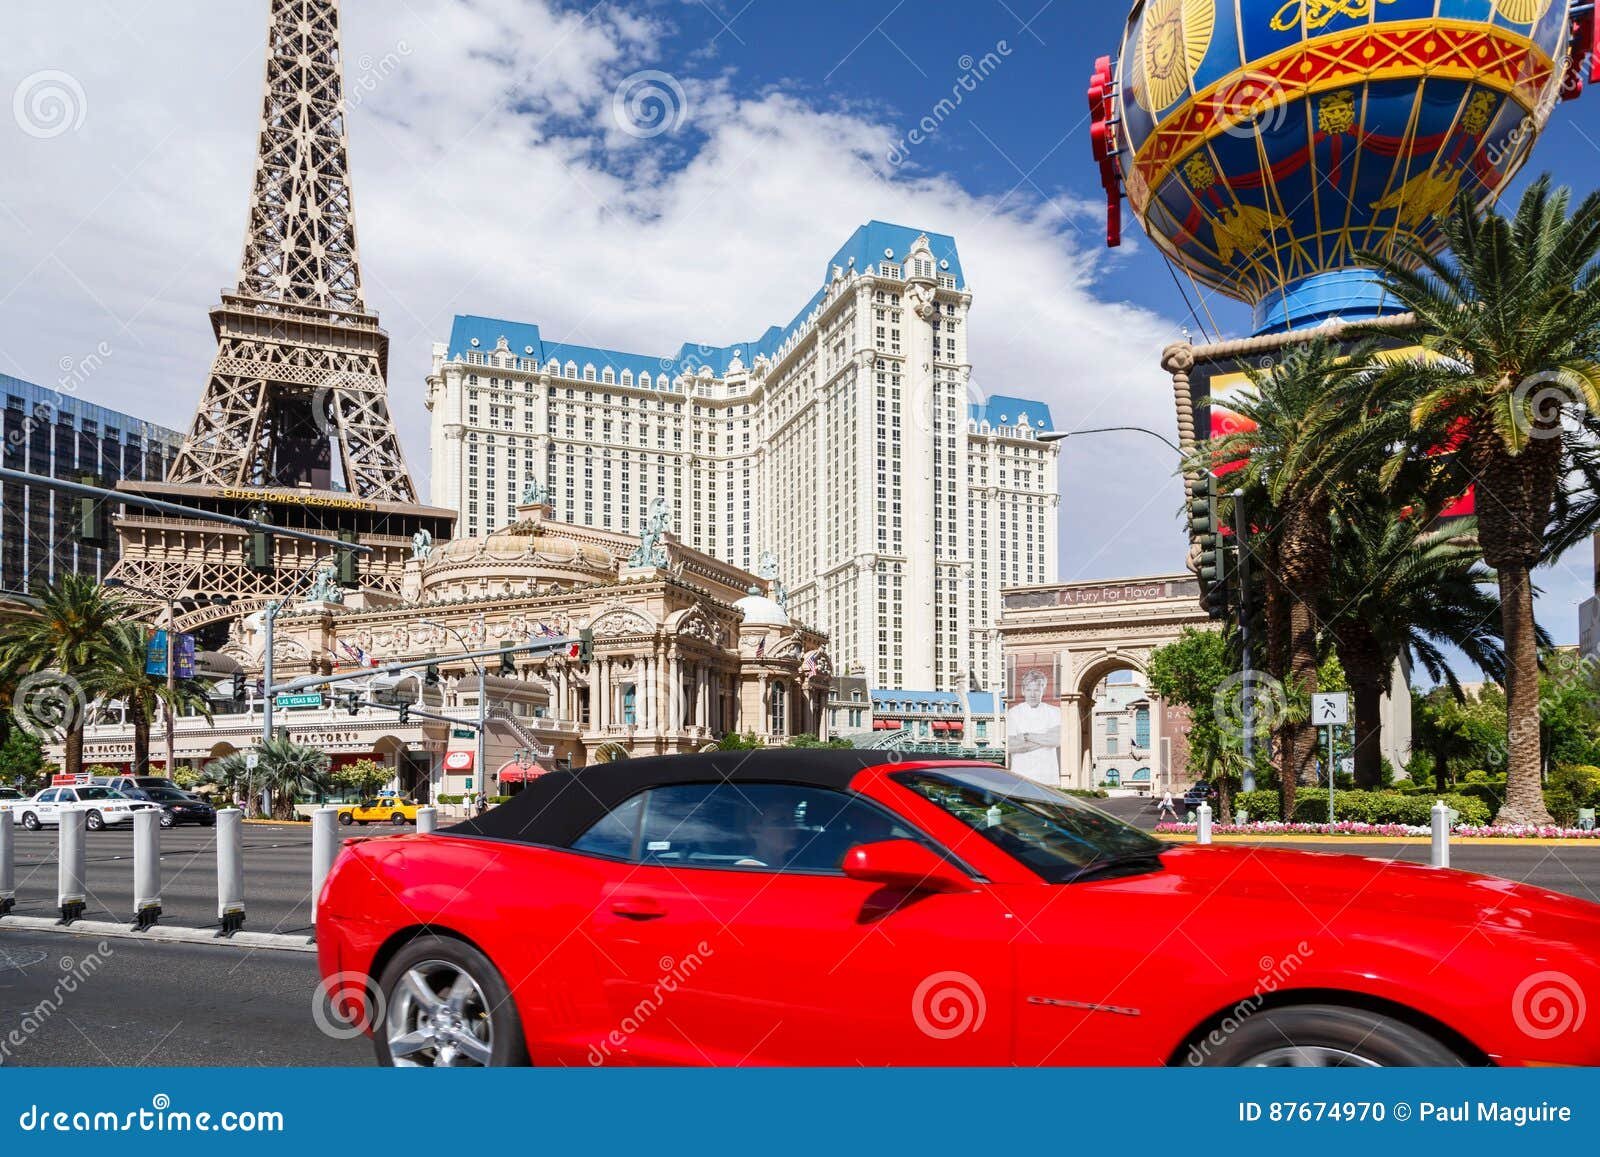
[[1156, 843, 1600, 944]]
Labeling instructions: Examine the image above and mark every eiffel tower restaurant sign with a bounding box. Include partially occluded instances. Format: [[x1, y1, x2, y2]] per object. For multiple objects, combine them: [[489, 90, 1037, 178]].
[[110, 0, 455, 612]]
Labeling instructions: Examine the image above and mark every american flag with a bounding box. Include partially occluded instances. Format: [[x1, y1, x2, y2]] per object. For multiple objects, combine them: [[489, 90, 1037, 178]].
[[755, 637, 766, 659], [338, 640, 367, 665]]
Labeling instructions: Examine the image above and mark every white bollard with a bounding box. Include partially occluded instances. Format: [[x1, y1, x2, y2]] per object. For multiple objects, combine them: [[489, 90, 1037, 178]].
[[1237, 810, 1248, 826], [415, 806, 438, 834], [132, 808, 161, 929], [1430, 799, 1451, 868], [1197, 801, 1213, 845], [215, 808, 245, 935], [58, 809, 87, 924], [310, 806, 339, 923], [0, 811, 14, 916]]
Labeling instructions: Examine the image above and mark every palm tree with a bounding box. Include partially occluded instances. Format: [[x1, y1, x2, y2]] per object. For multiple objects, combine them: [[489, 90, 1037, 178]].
[[87, 621, 214, 776], [1200, 337, 1394, 815], [202, 750, 255, 814], [1362, 178, 1600, 823], [1319, 506, 1511, 787], [256, 737, 331, 820], [0, 575, 130, 776]]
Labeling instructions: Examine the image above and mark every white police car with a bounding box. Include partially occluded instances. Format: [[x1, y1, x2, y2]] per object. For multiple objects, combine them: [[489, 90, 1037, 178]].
[[8, 785, 159, 831]]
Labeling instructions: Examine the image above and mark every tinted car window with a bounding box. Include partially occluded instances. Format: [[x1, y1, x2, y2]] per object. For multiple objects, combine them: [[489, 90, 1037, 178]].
[[142, 787, 189, 801], [76, 788, 123, 801], [570, 793, 645, 859], [37, 789, 59, 803], [636, 782, 916, 873]]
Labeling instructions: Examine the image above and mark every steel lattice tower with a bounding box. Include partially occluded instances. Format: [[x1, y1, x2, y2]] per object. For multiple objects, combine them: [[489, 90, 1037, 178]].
[[111, 0, 454, 632]]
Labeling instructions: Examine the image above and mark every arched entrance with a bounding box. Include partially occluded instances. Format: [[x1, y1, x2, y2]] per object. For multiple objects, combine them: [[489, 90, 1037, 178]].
[[998, 575, 1211, 791]]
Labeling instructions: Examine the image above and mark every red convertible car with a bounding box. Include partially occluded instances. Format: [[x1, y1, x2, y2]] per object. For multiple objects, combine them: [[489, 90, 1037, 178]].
[[315, 751, 1600, 1067]]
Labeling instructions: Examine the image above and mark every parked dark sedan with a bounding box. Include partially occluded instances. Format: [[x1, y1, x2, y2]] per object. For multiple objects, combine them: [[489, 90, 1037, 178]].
[[126, 784, 216, 828]]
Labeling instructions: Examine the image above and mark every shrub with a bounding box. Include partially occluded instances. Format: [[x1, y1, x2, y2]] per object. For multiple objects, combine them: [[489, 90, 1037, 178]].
[[1233, 789, 1281, 822], [437, 794, 463, 805], [1545, 765, 1600, 826], [1288, 790, 1489, 826]]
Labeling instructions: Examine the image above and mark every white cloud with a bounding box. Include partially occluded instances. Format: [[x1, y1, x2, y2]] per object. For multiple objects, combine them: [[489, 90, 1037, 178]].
[[9, 0, 1576, 653]]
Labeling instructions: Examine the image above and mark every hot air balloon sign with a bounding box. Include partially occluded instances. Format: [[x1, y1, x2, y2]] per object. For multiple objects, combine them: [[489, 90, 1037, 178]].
[[1090, 0, 1599, 334]]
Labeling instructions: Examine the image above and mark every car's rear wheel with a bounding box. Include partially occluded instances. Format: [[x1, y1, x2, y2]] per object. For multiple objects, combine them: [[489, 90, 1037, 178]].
[[391, 813, 406, 826], [85, 810, 105, 832], [20, 812, 39, 831], [374, 935, 529, 1068], [1186, 1004, 1467, 1067], [159, 811, 175, 829]]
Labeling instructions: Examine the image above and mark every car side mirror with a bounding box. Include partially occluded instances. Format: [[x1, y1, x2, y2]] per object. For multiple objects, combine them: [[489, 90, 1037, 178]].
[[842, 839, 972, 894]]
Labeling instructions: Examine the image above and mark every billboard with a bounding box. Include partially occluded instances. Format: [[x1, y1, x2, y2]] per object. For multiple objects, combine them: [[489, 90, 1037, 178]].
[[1005, 651, 1061, 785]]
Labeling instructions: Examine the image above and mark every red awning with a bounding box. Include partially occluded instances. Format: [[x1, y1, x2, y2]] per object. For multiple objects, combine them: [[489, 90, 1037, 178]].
[[873, 719, 890, 730], [496, 760, 548, 783]]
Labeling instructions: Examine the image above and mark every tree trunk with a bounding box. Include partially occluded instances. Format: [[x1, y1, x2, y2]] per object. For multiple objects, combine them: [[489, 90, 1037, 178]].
[[1335, 628, 1387, 789], [1495, 562, 1553, 826], [64, 725, 83, 777], [1283, 590, 1320, 818], [132, 710, 150, 776]]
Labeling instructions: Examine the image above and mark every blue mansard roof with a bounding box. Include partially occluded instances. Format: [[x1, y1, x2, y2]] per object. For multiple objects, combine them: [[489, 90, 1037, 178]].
[[445, 221, 1047, 429]]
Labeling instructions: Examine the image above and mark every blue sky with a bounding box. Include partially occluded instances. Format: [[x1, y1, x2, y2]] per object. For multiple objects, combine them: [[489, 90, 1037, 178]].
[[1, 0, 1595, 655]]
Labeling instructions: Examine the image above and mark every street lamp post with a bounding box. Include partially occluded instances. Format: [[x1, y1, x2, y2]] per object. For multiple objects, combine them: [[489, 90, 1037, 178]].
[[421, 621, 487, 798]]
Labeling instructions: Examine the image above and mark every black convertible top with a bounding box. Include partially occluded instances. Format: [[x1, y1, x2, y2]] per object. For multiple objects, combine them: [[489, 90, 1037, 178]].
[[443, 749, 937, 848]]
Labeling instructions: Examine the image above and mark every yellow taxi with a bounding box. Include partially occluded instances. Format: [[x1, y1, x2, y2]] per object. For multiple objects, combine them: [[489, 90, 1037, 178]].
[[338, 796, 420, 826]]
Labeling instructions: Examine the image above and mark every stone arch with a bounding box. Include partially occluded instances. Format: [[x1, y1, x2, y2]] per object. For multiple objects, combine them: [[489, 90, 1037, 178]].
[[1065, 650, 1152, 793]]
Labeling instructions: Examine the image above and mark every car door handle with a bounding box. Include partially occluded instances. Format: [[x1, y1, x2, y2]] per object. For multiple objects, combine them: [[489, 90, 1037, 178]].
[[610, 896, 667, 920]]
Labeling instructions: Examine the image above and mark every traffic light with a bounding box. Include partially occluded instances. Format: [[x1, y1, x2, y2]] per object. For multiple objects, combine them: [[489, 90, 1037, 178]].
[[248, 529, 274, 574], [499, 644, 516, 676], [344, 690, 362, 716], [336, 530, 359, 588], [77, 475, 105, 546], [424, 663, 441, 687], [397, 704, 410, 726], [231, 672, 246, 703], [1188, 473, 1229, 619]]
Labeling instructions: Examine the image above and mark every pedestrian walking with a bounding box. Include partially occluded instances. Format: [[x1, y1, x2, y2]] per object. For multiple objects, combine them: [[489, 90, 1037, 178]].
[[1158, 790, 1178, 823]]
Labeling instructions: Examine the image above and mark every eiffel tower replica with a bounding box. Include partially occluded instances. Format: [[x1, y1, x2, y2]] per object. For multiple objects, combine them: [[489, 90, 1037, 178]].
[[111, 0, 454, 634]]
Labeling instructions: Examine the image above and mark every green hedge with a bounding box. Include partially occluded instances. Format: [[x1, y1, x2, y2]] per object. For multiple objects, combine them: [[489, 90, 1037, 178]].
[[1288, 790, 1491, 826], [1233, 789, 1281, 822]]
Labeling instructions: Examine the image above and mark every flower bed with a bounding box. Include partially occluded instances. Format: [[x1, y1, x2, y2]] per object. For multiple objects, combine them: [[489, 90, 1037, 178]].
[[1155, 821, 1600, 839]]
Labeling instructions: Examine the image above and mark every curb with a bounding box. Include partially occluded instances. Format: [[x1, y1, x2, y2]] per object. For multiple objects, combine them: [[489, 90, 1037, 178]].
[[1162, 834, 1600, 847], [0, 915, 316, 953]]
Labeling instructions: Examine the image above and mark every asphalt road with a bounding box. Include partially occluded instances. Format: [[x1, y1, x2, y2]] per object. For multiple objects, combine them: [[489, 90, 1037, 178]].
[[3, 821, 407, 936], [0, 926, 365, 1066]]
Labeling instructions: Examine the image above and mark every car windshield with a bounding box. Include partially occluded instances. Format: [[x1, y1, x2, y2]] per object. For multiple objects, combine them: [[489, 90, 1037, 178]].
[[893, 766, 1165, 883], [142, 787, 189, 801], [76, 787, 125, 801]]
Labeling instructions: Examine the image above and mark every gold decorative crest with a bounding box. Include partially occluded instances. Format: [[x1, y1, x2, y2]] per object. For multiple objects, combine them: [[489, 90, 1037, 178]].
[[1460, 90, 1497, 136], [1137, 0, 1215, 113], [1184, 153, 1217, 191], [1317, 90, 1356, 135]]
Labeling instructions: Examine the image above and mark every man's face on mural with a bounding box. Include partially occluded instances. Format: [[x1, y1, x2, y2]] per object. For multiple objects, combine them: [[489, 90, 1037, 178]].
[[1021, 671, 1048, 707]]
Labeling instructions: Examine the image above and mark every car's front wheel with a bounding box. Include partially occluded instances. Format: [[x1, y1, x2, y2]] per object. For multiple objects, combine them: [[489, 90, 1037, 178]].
[[338, 812, 353, 826], [1186, 1004, 1467, 1067], [85, 810, 105, 832], [159, 811, 175, 829], [374, 935, 529, 1068]]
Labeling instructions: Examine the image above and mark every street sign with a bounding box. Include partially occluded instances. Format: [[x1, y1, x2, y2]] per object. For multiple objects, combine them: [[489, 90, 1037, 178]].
[[245, 752, 259, 771], [274, 692, 324, 710], [451, 728, 476, 740], [1311, 691, 1348, 727]]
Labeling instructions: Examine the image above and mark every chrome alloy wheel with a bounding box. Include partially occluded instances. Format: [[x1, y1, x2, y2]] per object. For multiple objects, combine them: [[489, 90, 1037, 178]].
[[385, 960, 494, 1067], [1243, 1045, 1384, 1067]]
